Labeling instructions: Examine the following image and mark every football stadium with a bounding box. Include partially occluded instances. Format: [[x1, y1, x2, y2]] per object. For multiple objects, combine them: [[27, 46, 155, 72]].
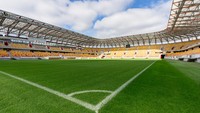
[[0, 0, 200, 113]]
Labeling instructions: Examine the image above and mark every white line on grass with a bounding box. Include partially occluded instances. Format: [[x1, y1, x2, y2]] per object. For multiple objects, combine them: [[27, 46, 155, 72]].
[[94, 61, 156, 112], [0, 71, 96, 111], [68, 90, 113, 97], [0, 60, 156, 113]]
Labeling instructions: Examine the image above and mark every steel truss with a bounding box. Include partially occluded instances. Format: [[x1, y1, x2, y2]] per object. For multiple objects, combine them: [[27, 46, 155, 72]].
[[0, 0, 199, 48]]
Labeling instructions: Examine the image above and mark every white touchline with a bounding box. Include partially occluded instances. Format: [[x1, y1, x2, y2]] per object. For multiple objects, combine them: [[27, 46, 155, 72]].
[[0, 71, 96, 111], [0, 60, 156, 113], [94, 61, 156, 111]]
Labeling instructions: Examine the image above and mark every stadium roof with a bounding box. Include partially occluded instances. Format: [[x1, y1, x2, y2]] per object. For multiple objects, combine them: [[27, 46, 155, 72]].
[[0, 0, 200, 48]]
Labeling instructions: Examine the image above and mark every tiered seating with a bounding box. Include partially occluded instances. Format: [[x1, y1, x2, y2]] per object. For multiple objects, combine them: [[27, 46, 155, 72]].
[[188, 47, 200, 55], [63, 48, 73, 52], [148, 49, 161, 57], [51, 52, 62, 56], [62, 53, 97, 57], [10, 43, 29, 49], [134, 46, 146, 58], [163, 40, 200, 52], [166, 47, 200, 57], [10, 51, 34, 57], [0, 50, 9, 57], [63, 53, 76, 56], [0, 42, 4, 47], [83, 48, 103, 53], [112, 51, 123, 57], [34, 52, 51, 57], [83, 54, 98, 57], [1, 39, 199, 59], [73, 49, 82, 52], [101, 45, 162, 59], [165, 40, 200, 56], [124, 50, 135, 57], [50, 46, 62, 51], [33, 45, 47, 50], [147, 45, 162, 58]]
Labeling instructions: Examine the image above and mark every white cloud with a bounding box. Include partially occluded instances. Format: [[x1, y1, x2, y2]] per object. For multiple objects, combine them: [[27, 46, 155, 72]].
[[0, 0, 133, 32], [0, 0, 70, 26], [94, 0, 172, 38], [0, 0, 172, 39], [63, 0, 133, 31]]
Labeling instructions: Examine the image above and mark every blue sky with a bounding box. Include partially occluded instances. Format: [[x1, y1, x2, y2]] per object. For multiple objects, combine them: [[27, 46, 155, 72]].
[[0, 0, 172, 38], [130, 0, 170, 8]]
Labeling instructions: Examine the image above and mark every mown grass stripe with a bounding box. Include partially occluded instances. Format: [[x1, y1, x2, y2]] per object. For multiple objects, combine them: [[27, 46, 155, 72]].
[[95, 61, 156, 111], [0, 71, 96, 111]]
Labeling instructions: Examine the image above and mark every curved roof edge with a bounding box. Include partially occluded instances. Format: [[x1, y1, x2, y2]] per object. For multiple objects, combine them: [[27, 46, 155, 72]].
[[0, 0, 199, 48]]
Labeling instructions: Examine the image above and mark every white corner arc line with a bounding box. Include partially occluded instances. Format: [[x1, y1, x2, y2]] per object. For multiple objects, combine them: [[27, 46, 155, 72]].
[[0, 60, 156, 113], [94, 61, 156, 111], [0, 71, 96, 111], [68, 90, 113, 97]]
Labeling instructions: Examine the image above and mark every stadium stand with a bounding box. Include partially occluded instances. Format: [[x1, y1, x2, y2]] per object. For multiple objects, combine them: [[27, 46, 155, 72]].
[[50, 46, 62, 51], [0, 39, 199, 60], [0, 41, 4, 47], [10, 50, 34, 57], [165, 40, 200, 62], [33, 45, 47, 50], [0, 0, 200, 62], [0, 50, 9, 57], [10, 43, 29, 49]]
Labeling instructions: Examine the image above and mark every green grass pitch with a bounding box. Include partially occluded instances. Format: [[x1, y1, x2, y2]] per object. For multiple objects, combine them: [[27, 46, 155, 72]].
[[0, 60, 200, 113]]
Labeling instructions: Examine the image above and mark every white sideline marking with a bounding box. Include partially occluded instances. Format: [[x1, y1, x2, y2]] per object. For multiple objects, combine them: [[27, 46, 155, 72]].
[[0, 71, 96, 111], [0, 61, 156, 113], [94, 61, 156, 111], [68, 90, 113, 97]]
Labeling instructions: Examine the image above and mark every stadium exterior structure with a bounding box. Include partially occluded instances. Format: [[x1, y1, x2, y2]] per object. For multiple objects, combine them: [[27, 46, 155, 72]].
[[0, 0, 200, 62], [0, 0, 200, 48]]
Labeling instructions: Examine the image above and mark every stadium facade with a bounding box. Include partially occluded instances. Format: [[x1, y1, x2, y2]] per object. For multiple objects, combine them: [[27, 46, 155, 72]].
[[0, 0, 200, 62]]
